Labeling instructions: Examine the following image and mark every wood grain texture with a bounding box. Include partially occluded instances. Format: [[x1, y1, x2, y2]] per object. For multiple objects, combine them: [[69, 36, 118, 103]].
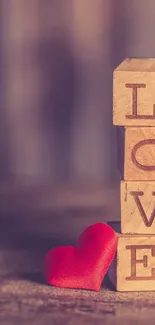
[[121, 181, 155, 234], [108, 222, 155, 292], [124, 127, 155, 180], [113, 58, 155, 126]]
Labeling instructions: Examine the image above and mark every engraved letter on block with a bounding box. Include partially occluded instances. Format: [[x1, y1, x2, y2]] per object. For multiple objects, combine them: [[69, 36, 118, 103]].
[[124, 127, 155, 180], [113, 58, 155, 126], [108, 222, 155, 291], [121, 181, 155, 234]]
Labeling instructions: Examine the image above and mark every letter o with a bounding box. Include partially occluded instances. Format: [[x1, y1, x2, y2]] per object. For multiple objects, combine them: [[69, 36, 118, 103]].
[[131, 139, 155, 171]]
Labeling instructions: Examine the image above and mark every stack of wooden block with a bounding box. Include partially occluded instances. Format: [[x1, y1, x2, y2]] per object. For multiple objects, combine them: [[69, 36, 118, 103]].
[[108, 58, 155, 292]]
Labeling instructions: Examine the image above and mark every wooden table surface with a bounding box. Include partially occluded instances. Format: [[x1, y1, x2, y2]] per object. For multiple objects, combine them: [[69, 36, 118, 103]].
[[1, 247, 155, 325], [1, 181, 155, 324]]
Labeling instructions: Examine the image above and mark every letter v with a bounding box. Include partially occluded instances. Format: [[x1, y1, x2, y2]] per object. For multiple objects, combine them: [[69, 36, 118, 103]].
[[130, 191, 155, 227]]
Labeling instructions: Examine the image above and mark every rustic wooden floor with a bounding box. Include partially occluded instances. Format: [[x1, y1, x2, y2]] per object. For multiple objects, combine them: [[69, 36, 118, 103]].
[[1, 181, 155, 324], [1, 247, 155, 325]]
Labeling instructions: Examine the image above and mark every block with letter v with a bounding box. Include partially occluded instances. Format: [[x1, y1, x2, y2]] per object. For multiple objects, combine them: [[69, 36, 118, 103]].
[[121, 181, 155, 234]]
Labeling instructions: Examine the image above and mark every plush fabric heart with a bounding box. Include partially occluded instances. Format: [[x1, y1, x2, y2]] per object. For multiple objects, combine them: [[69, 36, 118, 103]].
[[43, 223, 117, 291]]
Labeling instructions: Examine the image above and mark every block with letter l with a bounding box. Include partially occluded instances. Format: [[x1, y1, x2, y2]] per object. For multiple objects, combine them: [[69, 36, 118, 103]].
[[113, 58, 155, 126], [107, 222, 155, 291]]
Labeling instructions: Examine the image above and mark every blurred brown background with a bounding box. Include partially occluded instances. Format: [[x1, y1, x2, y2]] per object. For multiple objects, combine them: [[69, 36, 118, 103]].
[[0, 0, 154, 244]]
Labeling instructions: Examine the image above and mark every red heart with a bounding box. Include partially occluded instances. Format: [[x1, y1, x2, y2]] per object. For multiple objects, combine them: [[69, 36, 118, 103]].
[[43, 223, 117, 291]]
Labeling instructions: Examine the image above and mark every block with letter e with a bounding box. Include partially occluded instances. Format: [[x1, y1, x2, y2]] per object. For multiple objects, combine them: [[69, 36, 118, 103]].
[[108, 222, 155, 291]]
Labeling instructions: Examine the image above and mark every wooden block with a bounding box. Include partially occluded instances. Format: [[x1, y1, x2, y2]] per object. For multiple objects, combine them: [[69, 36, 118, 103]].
[[108, 222, 155, 291], [121, 181, 155, 234], [113, 58, 155, 126], [124, 127, 155, 180]]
